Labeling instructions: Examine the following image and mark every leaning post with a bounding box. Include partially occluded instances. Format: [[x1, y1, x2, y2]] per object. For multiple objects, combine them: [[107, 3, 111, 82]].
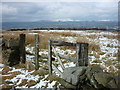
[[48, 40, 52, 75], [35, 34, 39, 70], [19, 34, 26, 64]]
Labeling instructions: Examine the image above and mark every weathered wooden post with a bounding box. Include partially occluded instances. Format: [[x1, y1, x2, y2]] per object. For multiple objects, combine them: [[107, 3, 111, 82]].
[[48, 40, 52, 75], [19, 34, 26, 64], [76, 43, 88, 66], [82, 43, 88, 66], [35, 34, 39, 70]]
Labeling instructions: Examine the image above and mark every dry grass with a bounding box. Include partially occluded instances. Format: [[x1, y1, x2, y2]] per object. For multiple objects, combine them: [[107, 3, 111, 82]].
[[26, 34, 35, 46], [18, 79, 27, 86], [13, 61, 35, 71], [62, 60, 69, 64], [14, 64, 26, 69], [1, 30, 101, 52], [8, 71, 21, 75], [25, 60, 35, 71], [5, 81, 13, 84], [94, 53, 100, 59], [92, 60, 102, 63], [98, 51, 106, 56], [102, 33, 119, 40], [45, 73, 63, 82], [39, 33, 52, 49], [2, 66, 12, 75], [88, 44, 101, 53], [0, 30, 119, 89], [49, 32, 77, 37], [31, 68, 48, 76], [2, 75, 16, 80], [1, 30, 80, 49], [86, 34, 98, 39], [76, 36, 89, 43], [27, 80, 36, 87]]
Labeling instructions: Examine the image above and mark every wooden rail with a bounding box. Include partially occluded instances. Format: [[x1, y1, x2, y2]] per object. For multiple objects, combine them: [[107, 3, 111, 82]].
[[48, 40, 89, 75], [51, 40, 76, 46]]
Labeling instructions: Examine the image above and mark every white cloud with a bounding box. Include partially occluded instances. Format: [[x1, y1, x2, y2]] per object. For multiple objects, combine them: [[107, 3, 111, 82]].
[[2, 4, 17, 15], [1, 2, 118, 22]]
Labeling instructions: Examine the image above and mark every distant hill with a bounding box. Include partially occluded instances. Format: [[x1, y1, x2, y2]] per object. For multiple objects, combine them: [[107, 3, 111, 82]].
[[2, 21, 118, 30]]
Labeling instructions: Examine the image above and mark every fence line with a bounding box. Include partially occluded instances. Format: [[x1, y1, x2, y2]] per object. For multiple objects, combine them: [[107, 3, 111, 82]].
[[2, 34, 88, 74]]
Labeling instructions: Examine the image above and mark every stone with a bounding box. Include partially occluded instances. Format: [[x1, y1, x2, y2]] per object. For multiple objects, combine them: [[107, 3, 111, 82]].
[[107, 78, 118, 88], [94, 72, 113, 87], [62, 66, 87, 85], [86, 65, 103, 79], [61, 65, 119, 89], [71, 74, 79, 85]]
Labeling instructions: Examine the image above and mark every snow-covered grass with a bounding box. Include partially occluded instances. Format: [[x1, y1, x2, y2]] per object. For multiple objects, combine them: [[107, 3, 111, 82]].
[[25, 30, 119, 75], [1, 30, 119, 89]]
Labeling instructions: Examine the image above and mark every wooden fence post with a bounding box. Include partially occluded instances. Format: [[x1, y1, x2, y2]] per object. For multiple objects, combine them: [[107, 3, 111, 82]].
[[35, 34, 39, 70], [76, 43, 81, 66], [81, 43, 88, 66], [76, 43, 88, 66], [19, 34, 26, 64], [48, 40, 52, 75]]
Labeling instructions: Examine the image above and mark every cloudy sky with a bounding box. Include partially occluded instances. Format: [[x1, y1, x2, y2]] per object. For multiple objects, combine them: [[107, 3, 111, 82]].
[[1, 0, 119, 22]]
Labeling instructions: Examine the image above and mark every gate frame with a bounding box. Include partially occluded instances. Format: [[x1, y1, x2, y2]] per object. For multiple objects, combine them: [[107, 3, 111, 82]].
[[48, 40, 88, 75]]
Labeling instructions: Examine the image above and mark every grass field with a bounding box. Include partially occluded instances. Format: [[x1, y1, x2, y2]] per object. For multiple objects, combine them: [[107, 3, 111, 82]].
[[0, 30, 119, 88]]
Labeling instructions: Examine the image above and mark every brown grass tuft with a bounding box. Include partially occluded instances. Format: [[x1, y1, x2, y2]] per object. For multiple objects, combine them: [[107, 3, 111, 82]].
[[76, 36, 89, 43], [5, 81, 13, 84], [2, 75, 16, 80], [49, 32, 77, 37], [8, 71, 21, 75], [14, 64, 26, 69], [27, 80, 36, 87], [25, 60, 35, 71], [18, 79, 28, 86], [31, 68, 48, 76], [45, 73, 63, 83], [2, 66, 12, 75]]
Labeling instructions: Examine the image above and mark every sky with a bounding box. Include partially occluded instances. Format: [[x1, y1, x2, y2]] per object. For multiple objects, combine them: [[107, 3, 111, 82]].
[[1, 0, 119, 22]]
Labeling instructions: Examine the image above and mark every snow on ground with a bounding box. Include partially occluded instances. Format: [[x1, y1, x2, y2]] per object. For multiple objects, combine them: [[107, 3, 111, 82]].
[[2, 66, 58, 88], [32, 30, 118, 36], [1, 30, 119, 89], [28, 33, 38, 35], [0, 64, 4, 67], [27, 30, 119, 74], [0, 64, 4, 71], [60, 36, 77, 43], [26, 55, 34, 62]]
